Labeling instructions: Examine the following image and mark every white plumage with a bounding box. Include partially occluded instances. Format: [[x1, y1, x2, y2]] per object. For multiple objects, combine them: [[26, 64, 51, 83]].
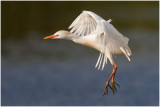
[[44, 10, 132, 95], [68, 11, 131, 70]]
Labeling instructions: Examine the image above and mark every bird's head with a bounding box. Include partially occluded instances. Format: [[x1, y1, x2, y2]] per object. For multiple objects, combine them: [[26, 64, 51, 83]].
[[44, 30, 72, 40]]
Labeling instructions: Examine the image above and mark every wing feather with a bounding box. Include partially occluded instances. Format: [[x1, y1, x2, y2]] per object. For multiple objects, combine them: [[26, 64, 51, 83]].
[[95, 53, 102, 68], [68, 11, 98, 36], [69, 11, 132, 70], [101, 20, 131, 61], [120, 47, 131, 61]]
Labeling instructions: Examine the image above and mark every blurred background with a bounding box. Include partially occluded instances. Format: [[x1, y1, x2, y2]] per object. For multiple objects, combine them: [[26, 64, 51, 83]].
[[1, 1, 159, 106]]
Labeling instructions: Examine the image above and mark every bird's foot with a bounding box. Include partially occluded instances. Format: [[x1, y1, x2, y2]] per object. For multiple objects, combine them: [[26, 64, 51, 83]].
[[102, 82, 112, 96], [111, 81, 120, 94], [102, 81, 120, 96]]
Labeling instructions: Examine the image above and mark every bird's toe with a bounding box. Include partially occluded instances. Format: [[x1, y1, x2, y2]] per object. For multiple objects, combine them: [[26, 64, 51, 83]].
[[103, 83, 112, 96], [111, 81, 120, 94]]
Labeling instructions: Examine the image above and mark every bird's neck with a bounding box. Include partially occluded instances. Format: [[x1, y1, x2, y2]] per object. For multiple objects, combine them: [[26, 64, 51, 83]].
[[65, 34, 83, 44], [64, 33, 77, 41]]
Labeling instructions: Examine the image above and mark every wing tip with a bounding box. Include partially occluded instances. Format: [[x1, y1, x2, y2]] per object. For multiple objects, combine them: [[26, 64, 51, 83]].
[[82, 10, 86, 12], [107, 19, 112, 23], [120, 47, 131, 62], [82, 10, 89, 14]]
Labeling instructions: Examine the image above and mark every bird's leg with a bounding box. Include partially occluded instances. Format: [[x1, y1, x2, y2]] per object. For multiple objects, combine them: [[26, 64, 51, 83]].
[[103, 68, 115, 96], [111, 63, 120, 94], [103, 62, 120, 96]]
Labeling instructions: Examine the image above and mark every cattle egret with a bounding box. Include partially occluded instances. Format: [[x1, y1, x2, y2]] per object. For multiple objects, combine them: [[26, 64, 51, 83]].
[[44, 10, 132, 96]]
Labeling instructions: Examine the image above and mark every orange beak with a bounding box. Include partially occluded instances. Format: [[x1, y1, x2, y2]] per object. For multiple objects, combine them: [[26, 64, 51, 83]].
[[43, 35, 59, 39]]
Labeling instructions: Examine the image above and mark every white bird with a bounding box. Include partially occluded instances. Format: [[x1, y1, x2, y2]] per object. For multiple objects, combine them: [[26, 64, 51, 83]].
[[44, 10, 132, 95]]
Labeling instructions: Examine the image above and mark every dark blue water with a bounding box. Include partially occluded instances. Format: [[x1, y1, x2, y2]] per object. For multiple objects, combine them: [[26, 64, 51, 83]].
[[2, 1, 159, 106]]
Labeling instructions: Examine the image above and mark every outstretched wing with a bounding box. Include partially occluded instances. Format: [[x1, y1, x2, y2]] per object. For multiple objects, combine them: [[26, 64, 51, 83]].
[[68, 11, 103, 37]]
